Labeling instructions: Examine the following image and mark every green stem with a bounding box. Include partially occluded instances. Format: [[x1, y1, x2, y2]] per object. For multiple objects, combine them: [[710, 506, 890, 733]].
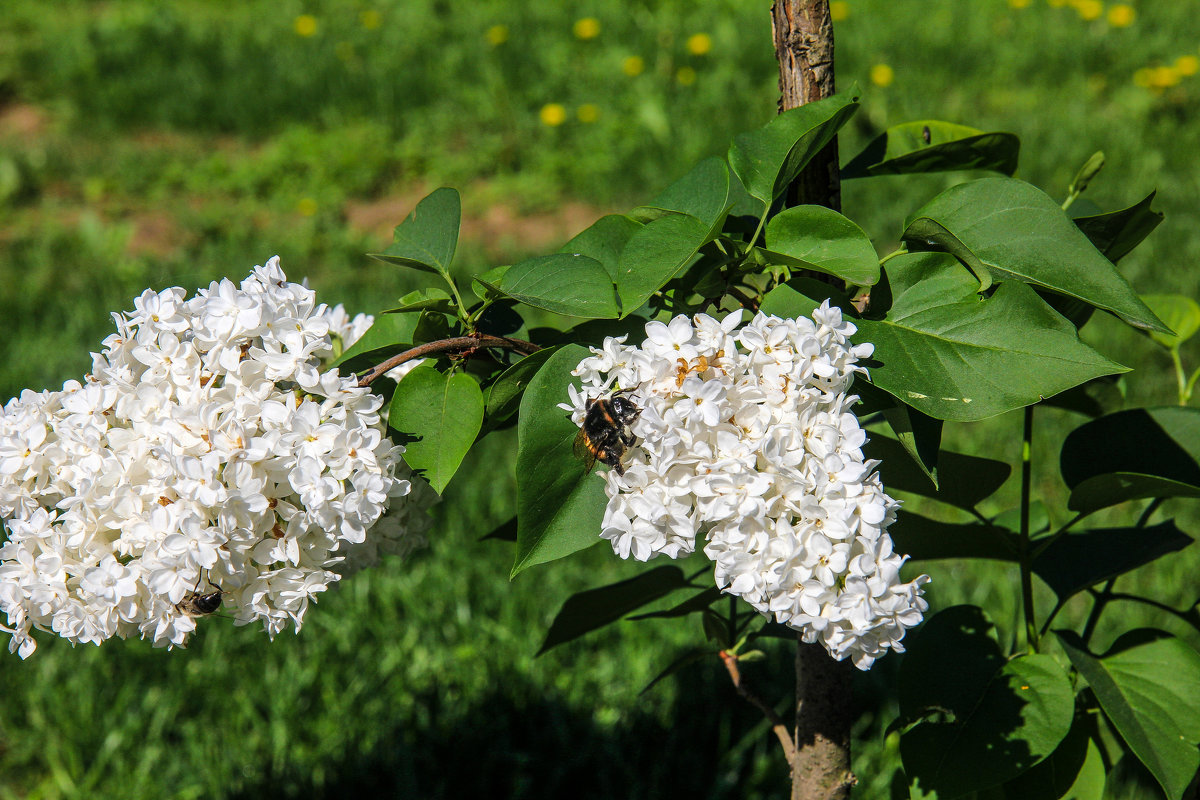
[[1171, 349, 1188, 406], [878, 246, 908, 266], [1061, 190, 1080, 212], [1081, 579, 1116, 645], [1136, 497, 1165, 528], [1030, 511, 1087, 561], [1018, 405, 1040, 653], [749, 211, 769, 250], [442, 275, 471, 325], [1186, 365, 1200, 404]]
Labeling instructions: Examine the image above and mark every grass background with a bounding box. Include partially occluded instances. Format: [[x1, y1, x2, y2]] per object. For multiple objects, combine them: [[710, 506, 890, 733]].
[[1, 0, 1199, 797]]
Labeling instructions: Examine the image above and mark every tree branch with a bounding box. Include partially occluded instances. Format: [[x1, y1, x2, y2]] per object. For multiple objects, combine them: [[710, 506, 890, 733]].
[[356, 334, 540, 387], [719, 650, 796, 765]]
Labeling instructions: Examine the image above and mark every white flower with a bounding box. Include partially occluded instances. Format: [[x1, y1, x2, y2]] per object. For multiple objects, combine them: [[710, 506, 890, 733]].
[[568, 302, 929, 670], [0, 258, 435, 657]]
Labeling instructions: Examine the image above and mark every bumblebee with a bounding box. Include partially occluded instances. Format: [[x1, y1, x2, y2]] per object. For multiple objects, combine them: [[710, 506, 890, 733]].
[[176, 587, 224, 616], [574, 391, 641, 475]]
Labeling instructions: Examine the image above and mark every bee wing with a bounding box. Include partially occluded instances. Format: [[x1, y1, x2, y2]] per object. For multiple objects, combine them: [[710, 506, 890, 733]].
[[573, 428, 598, 471]]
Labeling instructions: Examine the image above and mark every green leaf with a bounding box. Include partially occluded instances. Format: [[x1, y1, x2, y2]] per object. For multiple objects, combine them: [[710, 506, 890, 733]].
[[727, 87, 860, 211], [903, 177, 1169, 334], [888, 512, 1019, 562], [860, 390, 944, 488], [1141, 294, 1200, 350], [480, 516, 517, 542], [633, 156, 733, 229], [842, 121, 1019, 179], [866, 435, 1012, 511], [899, 606, 1075, 799], [615, 213, 712, 315], [1060, 407, 1200, 513], [388, 366, 483, 494], [382, 287, 455, 315], [1073, 192, 1164, 264], [849, 253, 1124, 421], [559, 214, 642, 281], [537, 566, 689, 655], [1056, 630, 1200, 800], [640, 647, 714, 695], [513, 345, 608, 576], [472, 265, 510, 301], [1032, 521, 1193, 603], [1001, 712, 1106, 800], [491, 253, 619, 319], [367, 187, 460, 277], [484, 347, 559, 425], [330, 312, 421, 374], [763, 205, 881, 286]]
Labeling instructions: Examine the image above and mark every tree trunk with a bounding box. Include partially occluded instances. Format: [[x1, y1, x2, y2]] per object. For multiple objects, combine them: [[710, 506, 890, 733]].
[[771, 2, 856, 799]]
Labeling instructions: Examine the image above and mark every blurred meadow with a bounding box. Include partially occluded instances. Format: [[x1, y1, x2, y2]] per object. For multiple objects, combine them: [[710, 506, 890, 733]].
[[1, 0, 1199, 797]]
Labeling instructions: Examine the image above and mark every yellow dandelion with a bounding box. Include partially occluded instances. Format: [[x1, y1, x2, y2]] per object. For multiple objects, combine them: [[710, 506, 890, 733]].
[[1008, 0, 1032, 8], [1176, 55, 1200, 76], [297, 198, 318, 216], [622, 55, 645, 77], [1075, 0, 1103, 21], [1133, 67, 1154, 87], [574, 17, 600, 40], [540, 103, 567, 126], [1106, 3, 1134, 26], [830, 1, 850, 22], [870, 63, 894, 87], [686, 33, 712, 56], [360, 10, 382, 30], [293, 15, 318, 37], [486, 24, 509, 46], [676, 66, 697, 85], [577, 104, 599, 123], [1150, 65, 1181, 88]]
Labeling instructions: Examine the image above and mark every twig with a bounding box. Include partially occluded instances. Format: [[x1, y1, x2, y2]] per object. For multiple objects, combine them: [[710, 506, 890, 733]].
[[718, 650, 796, 764], [727, 286, 761, 313], [357, 334, 540, 387]]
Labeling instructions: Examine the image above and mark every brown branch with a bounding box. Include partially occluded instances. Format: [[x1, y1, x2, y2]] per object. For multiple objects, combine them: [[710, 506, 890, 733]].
[[727, 286, 762, 313], [719, 650, 796, 765], [356, 334, 541, 387]]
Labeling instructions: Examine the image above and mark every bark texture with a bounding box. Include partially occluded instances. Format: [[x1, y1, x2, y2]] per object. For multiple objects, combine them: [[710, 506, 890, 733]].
[[772, 2, 856, 798]]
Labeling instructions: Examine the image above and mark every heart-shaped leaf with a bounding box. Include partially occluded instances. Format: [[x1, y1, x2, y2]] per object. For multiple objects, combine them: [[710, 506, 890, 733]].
[[513, 345, 609, 576], [615, 213, 712, 315], [1073, 191, 1163, 263], [367, 187, 460, 278], [764, 253, 1127, 422], [728, 87, 859, 212], [888, 512, 1019, 562], [484, 346, 559, 425], [865, 434, 1011, 511], [633, 156, 733, 229], [903, 177, 1169, 334], [331, 312, 422, 374], [763, 205, 880, 286], [1000, 712, 1106, 800], [494, 253, 619, 318], [900, 606, 1075, 799], [1056, 630, 1200, 800], [1032, 520, 1193, 603], [559, 214, 642, 281], [1060, 407, 1200, 513], [382, 287, 455, 315], [388, 365, 483, 494], [537, 566, 689, 655], [842, 121, 1019, 178]]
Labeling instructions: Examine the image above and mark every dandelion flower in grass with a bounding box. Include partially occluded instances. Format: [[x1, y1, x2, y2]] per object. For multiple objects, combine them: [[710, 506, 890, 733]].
[[1008, 0, 1032, 8], [1106, 3, 1134, 26], [563, 305, 929, 670], [0, 258, 433, 658], [1176, 55, 1199, 77], [622, 56, 645, 77], [486, 24, 508, 46], [1074, 0, 1103, 21], [686, 33, 712, 56], [870, 63, 894, 87], [297, 197, 318, 216], [573, 17, 600, 40], [830, 1, 850, 21], [293, 15, 318, 37], [539, 103, 567, 127]]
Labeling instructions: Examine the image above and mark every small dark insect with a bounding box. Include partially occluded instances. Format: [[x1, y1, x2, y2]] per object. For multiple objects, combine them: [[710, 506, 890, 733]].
[[922, 125, 932, 145], [574, 391, 641, 475], [177, 587, 225, 616]]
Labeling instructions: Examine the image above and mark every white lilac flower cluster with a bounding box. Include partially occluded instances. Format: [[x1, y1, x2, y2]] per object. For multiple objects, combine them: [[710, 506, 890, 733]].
[[564, 303, 930, 669], [0, 258, 431, 658]]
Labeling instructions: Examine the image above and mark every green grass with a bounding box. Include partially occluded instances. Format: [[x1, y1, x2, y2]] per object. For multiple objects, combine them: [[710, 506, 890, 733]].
[[1, 0, 1200, 797]]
